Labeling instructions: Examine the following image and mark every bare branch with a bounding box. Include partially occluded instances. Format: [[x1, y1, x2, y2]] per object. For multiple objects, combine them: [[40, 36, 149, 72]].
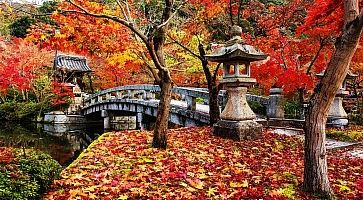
[[63, 0, 171, 73], [63, 1, 148, 46], [115, 0, 129, 21], [306, 37, 326, 75], [212, 63, 222, 82], [237, 0, 243, 25], [157, 4, 183, 30], [123, 0, 133, 25], [167, 34, 202, 60], [229, 0, 234, 26], [137, 51, 161, 82]]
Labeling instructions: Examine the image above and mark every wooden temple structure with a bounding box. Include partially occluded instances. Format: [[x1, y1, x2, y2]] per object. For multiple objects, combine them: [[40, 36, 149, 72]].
[[54, 53, 93, 114]]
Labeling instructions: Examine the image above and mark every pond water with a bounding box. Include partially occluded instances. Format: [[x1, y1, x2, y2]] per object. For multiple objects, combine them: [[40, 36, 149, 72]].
[[0, 120, 138, 166]]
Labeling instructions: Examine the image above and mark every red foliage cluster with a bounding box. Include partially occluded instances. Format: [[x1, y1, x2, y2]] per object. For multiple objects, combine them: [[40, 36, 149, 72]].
[[0, 37, 52, 96], [0, 147, 14, 164], [44, 127, 363, 199], [51, 82, 74, 109]]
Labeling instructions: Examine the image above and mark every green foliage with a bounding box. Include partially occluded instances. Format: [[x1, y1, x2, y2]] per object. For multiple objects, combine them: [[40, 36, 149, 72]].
[[0, 102, 53, 121], [0, 149, 61, 200], [350, 114, 363, 125], [36, 1, 59, 25], [0, 171, 39, 200], [196, 97, 204, 104], [284, 100, 301, 119], [18, 151, 62, 193], [274, 184, 297, 199], [10, 16, 36, 38], [326, 127, 363, 142], [9, 1, 58, 38], [259, 0, 286, 5], [247, 100, 266, 115]]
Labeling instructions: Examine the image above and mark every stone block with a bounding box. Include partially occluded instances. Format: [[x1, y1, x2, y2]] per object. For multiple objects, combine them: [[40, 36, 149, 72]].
[[213, 120, 262, 140]]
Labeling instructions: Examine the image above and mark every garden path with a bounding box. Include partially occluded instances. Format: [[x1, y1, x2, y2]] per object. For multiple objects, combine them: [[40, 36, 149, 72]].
[[271, 128, 363, 158]]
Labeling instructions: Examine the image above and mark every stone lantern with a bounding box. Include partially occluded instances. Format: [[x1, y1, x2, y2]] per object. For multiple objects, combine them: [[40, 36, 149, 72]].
[[316, 70, 358, 127], [205, 26, 267, 140]]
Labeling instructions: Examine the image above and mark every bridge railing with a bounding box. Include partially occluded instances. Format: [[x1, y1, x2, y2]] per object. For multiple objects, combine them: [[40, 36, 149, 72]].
[[83, 84, 282, 117]]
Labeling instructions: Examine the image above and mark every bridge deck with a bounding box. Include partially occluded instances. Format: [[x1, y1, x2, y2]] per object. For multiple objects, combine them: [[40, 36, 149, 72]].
[[170, 99, 210, 113]]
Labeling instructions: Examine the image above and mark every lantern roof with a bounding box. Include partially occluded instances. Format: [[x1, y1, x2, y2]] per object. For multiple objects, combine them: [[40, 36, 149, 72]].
[[316, 70, 358, 79], [205, 26, 267, 62]]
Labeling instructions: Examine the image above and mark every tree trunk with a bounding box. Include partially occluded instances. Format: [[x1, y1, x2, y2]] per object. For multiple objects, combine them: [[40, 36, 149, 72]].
[[152, 71, 173, 149], [88, 73, 94, 93], [303, 1, 362, 197], [199, 45, 221, 125], [303, 96, 332, 197], [208, 83, 220, 125]]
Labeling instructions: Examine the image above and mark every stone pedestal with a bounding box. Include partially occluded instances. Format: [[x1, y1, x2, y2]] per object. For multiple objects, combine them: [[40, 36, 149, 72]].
[[101, 110, 111, 130], [213, 82, 262, 140], [213, 120, 262, 140], [267, 88, 284, 119], [136, 112, 144, 130], [328, 89, 349, 127]]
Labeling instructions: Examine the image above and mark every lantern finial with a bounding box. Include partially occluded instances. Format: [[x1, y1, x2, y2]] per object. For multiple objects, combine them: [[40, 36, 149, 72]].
[[230, 25, 242, 37], [226, 25, 244, 46]]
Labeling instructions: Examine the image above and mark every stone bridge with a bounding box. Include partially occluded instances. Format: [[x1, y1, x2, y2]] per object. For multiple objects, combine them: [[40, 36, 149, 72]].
[[81, 84, 284, 128]]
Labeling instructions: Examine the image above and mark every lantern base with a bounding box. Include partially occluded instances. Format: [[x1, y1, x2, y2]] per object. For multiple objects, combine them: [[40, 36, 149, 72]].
[[213, 120, 262, 141]]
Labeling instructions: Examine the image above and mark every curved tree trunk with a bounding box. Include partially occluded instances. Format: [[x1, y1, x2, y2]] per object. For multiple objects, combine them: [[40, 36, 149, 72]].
[[152, 71, 173, 149], [303, 1, 362, 197]]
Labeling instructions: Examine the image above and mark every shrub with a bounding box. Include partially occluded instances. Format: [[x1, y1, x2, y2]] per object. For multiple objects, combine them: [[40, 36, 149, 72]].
[[18, 151, 62, 193], [0, 148, 62, 200], [284, 100, 301, 119], [0, 103, 17, 121], [0, 101, 53, 121], [350, 114, 363, 125], [0, 171, 39, 200], [15, 102, 39, 120], [248, 100, 266, 116]]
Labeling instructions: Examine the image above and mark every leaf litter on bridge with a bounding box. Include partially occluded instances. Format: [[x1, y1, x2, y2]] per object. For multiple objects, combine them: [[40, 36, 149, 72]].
[[44, 127, 363, 199]]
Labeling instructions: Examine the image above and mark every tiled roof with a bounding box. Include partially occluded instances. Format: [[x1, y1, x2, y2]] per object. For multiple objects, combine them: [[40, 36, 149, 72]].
[[55, 54, 92, 72]]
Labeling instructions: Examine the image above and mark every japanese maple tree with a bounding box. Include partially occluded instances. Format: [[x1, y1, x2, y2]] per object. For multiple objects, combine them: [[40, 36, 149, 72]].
[[48, 0, 185, 149], [298, 0, 363, 197], [0, 37, 52, 102]]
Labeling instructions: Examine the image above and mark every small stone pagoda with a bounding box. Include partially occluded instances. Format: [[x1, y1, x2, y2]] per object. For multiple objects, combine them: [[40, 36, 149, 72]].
[[317, 70, 358, 127], [205, 25, 267, 140]]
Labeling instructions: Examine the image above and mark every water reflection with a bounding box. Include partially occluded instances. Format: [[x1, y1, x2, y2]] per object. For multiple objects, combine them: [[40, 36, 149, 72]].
[[0, 120, 138, 166]]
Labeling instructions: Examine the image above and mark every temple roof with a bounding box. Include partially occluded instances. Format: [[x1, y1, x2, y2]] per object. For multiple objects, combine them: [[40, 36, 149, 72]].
[[55, 54, 92, 73]]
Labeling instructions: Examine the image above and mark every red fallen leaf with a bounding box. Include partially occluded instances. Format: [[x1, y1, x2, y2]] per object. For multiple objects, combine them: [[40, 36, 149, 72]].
[[111, 179, 119, 187]]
